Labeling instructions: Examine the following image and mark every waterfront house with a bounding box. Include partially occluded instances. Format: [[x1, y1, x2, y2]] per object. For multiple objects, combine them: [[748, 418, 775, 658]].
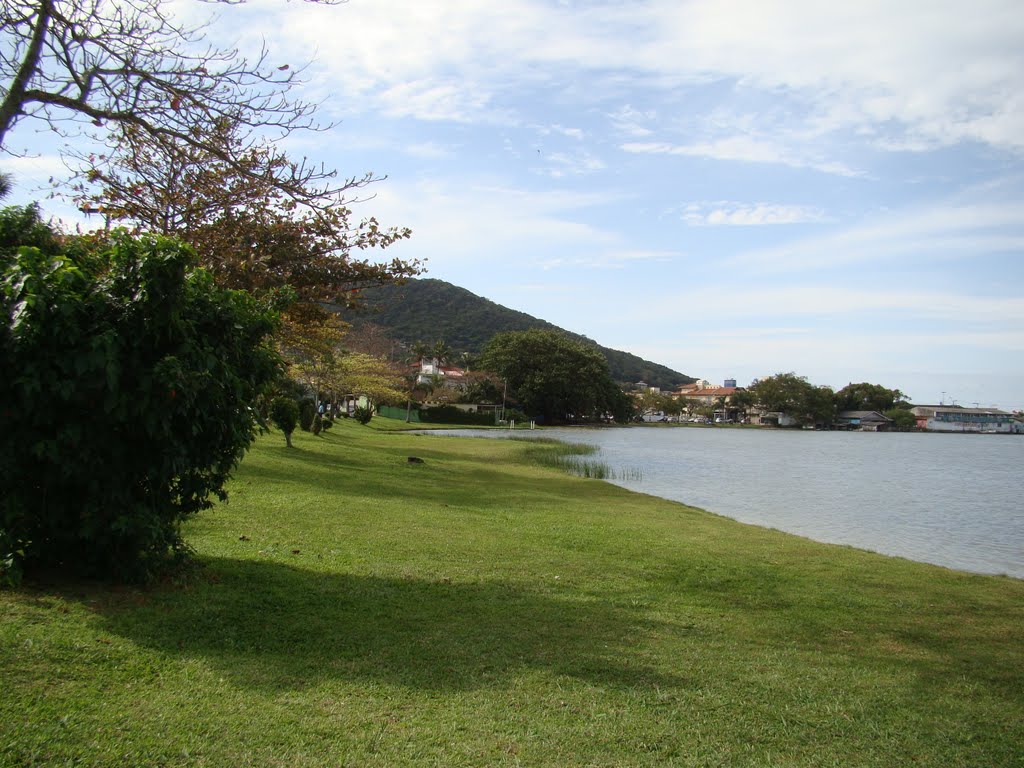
[[835, 410, 893, 431], [910, 405, 1016, 433], [415, 357, 466, 388]]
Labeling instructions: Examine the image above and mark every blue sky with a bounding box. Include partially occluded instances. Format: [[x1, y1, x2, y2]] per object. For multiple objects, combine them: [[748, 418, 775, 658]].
[[5, 0, 1023, 410]]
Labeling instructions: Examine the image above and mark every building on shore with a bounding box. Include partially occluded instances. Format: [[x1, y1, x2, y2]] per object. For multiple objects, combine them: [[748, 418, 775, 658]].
[[910, 405, 1018, 433], [834, 410, 893, 431]]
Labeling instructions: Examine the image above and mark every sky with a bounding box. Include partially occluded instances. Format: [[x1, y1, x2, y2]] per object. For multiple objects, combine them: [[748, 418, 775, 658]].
[[4, 0, 1024, 411]]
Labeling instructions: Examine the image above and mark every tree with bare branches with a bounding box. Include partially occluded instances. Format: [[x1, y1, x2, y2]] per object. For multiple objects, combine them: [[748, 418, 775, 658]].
[[70, 118, 419, 317], [0, 0, 354, 205], [3, 0, 420, 333]]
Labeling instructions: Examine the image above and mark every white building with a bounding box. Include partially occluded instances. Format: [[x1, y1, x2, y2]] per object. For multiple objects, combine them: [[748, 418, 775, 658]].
[[910, 405, 1017, 433]]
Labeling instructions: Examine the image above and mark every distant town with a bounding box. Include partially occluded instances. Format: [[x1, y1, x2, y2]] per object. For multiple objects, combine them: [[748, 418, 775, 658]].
[[631, 377, 1023, 434], [403, 353, 1023, 433]]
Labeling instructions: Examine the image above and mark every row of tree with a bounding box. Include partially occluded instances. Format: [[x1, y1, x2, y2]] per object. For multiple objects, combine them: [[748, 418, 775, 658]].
[[636, 373, 916, 429]]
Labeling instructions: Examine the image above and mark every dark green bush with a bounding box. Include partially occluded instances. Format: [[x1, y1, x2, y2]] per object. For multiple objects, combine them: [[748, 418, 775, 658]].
[[502, 408, 529, 425], [420, 405, 496, 426], [352, 405, 374, 425], [299, 400, 316, 431], [270, 397, 300, 447], [0, 220, 281, 583], [312, 412, 323, 435]]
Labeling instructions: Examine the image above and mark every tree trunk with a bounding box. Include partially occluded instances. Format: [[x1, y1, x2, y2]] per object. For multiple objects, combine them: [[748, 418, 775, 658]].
[[0, 0, 53, 146]]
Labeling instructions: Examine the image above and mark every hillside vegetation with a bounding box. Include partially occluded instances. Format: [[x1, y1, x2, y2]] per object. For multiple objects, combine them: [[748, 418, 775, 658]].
[[2, 419, 1022, 767], [350, 278, 694, 390]]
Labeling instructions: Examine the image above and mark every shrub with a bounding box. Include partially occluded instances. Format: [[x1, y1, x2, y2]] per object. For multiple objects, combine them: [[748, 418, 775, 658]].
[[419, 405, 497, 426], [312, 412, 323, 435], [352, 405, 374, 425], [270, 397, 300, 447], [299, 400, 316, 431], [0, 223, 281, 582]]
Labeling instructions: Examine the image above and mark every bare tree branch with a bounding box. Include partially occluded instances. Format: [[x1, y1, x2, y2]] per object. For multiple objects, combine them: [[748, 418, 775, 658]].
[[1, 0, 358, 205]]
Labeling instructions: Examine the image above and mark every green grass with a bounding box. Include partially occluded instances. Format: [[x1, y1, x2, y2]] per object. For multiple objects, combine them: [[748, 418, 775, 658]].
[[3, 417, 1023, 767]]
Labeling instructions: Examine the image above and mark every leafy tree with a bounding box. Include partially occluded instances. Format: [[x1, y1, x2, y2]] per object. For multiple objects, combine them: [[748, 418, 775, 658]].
[[282, 313, 348, 411], [332, 352, 405, 407], [4, 1, 418, 350], [344, 322, 399, 362], [0, 202, 60, 254], [729, 388, 756, 421], [284, 316, 403, 411], [1, 217, 281, 582], [749, 372, 835, 427], [299, 399, 316, 432], [479, 329, 630, 424], [835, 382, 909, 413], [458, 370, 503, 405], [0, 0, 350, 207], [884, 408, 918, 431], [352, 405, 373, 425], [431, 339, 452, 366], [662, 394, 686, 422], [270, 397, 299, 447], [636, 389, 667, 420]]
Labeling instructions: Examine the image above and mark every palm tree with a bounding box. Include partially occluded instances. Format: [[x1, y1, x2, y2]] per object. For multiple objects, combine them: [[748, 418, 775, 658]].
[[0, 172, 11, 200], [431, 339, 451, 368]]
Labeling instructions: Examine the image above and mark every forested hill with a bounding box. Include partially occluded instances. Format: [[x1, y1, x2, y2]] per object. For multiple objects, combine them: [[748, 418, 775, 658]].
[[349, 278, 695, 390]]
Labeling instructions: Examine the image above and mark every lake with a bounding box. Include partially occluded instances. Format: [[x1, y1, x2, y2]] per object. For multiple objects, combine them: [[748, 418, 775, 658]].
[[427, 426, 1024, 579]]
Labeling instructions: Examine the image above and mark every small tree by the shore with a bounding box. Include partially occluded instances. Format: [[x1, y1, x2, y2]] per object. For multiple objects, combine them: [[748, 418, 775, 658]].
[[271, 397, 300, 447]]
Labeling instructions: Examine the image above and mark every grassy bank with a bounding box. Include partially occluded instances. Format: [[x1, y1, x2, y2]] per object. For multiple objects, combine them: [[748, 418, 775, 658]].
[[2, 418, 1022, 767]]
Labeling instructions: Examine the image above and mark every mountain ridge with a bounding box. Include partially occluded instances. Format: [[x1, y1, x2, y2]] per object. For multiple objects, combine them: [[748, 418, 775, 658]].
[[349, 278, 694, 390]]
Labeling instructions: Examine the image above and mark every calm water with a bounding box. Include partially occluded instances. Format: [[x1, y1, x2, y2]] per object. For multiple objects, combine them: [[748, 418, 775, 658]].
[[430, 427, 1024, 578]]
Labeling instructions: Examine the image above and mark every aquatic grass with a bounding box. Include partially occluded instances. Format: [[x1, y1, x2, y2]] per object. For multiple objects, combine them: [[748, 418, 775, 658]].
[[617, 465, 645, 482], [1, 416, 1022, 767], [514, 436, 612, 479], [515, 436, 644, 481]]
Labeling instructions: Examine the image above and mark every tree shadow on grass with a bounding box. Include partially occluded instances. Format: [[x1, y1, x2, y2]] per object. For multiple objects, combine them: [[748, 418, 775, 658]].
[[88, 557, 686, 694]]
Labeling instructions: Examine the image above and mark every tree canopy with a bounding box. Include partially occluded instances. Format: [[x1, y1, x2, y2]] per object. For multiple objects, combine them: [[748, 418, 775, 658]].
[[68, 118, 419, 318], [2, 0, 421, 376], [1, 207, 281, 582], [834, 382, 909, 413], [479, 329, 633, 424], [748, 372, 836, 427]]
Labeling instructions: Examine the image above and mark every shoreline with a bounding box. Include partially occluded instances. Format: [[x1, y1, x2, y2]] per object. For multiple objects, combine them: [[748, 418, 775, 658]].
[[3, 421, 1022, 766]]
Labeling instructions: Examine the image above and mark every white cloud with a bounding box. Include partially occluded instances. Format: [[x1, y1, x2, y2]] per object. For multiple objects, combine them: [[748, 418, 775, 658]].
[[688, 286, 1024, 325], [622, 138, 862, 177], [536, 124, 585, 140], [375, 79, 511, 124], [0, 153, 68, 190], [365, 178, 626, 271], [608, 105, 657, 138], [682, 202, 827, 226], [728, 200, 1024, 273], [538, 248, 677, 271], [404, 142, 453, 159], [536, 150, 606, 178], [252, 1, 1024, 154]]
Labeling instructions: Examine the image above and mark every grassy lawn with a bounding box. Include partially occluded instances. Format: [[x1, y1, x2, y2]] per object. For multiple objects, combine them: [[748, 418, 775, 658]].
[[2, 418, 1022, 767]]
